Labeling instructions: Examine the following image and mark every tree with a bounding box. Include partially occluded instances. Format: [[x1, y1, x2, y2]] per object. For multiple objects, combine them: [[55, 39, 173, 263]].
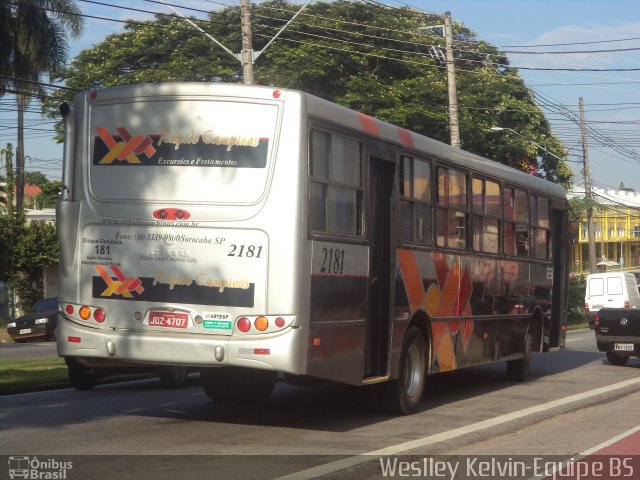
[[34, 180, 62, 208], [1, 145, 15, 216], [24, 171, 48, 186], [0, 146, 59, 314], [568, 196, 605, 226], [45, 0, 571, 186], [12, 220, 59, 311], [2, 0, 83, 212], [0, 145, 19, 282]]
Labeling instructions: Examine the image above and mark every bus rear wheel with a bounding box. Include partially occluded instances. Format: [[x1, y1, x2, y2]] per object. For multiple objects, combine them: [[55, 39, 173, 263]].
[[158, 366, 189, 389], [201, 366, 277, 403], [371, 326, 427, 415], [507, 332, 532, 382], [67, 364, 98, 391], [606, 352, 629, 366]]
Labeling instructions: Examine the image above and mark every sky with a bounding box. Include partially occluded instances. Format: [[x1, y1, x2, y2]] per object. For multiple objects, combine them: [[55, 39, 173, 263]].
[[1, 0, 639, 193]]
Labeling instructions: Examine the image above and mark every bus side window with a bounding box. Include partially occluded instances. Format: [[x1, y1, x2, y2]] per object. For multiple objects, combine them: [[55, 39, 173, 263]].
[[400, 155, 432, 245], [531, 196, 551, 260], [309, 129, 363, 237], [472, 177, 500, 254], [504, 187, 529, 257], [436, 167, 468, 249]]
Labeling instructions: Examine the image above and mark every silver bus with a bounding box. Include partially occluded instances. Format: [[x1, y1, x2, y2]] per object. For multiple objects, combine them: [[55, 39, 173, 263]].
[[57, 83, 568, 414]]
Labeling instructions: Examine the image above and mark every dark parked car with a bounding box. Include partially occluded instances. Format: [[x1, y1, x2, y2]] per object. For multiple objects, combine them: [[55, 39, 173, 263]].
[[7, 297, 59, 342]]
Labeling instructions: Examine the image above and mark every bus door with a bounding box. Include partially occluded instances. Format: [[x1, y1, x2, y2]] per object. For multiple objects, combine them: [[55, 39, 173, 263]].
[[550, 205, 569, 349], [365, 156, 396, 377]]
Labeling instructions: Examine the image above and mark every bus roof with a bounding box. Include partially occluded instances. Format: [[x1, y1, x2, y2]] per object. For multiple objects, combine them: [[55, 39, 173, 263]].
[[79, 82, 566, 200], [302, 91, 567, 200]]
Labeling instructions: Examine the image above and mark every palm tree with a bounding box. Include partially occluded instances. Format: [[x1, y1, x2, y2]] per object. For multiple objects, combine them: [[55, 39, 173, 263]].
[[2, 0, 83, 211]]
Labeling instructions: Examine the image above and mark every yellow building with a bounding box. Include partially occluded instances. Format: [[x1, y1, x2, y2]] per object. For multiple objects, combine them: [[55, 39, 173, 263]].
[[569, 186, 640, 273]]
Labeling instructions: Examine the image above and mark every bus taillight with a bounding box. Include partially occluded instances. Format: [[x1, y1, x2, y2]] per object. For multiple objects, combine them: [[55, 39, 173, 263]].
[[237, 317, 251, 332], [79, 306, 92, 320], [93, 308, 106, 323], [233, 315, 295, 334], [255, 316, 268, 331], [66, 303, 107, 325]]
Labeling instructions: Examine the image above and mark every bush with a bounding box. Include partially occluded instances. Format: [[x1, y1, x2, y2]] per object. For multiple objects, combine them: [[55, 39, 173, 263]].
[[568, 310, 587, 326], [568, 274, 586, 313]]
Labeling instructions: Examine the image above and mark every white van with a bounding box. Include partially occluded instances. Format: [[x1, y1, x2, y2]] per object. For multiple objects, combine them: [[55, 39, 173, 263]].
[[585, 272, 640, 327]]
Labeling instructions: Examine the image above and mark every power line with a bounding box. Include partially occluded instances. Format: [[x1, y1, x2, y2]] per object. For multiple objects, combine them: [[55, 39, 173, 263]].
[[499, 36, 640, 48], [0, 75, 78, 92], [502, 46, 640, 55]]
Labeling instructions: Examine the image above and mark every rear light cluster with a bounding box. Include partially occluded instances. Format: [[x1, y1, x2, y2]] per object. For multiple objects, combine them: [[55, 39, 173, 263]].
[[594, 313, 601, 331], [234, 315, 294, 335], [64, 303, 107, 324]]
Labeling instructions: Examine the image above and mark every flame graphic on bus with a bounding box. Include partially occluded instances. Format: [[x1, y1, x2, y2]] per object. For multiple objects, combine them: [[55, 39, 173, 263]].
[[96, 265, 144, 298], [398, 250, 474, 372]]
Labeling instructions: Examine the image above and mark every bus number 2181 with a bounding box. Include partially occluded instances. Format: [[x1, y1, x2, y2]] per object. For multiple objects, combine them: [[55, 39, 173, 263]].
[[320, 248, 345, 275]]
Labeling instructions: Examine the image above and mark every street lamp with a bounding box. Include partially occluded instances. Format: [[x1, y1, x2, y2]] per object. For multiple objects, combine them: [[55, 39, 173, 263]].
[[490, 127, 564, 162]]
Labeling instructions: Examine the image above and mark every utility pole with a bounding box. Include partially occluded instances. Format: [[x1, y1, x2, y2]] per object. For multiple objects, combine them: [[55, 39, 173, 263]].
[[160, 0, 311, 85], [2, 144, 15, 218], [240, 0, 254, 84], [580, 97, 597, 273], [15, 95, 25, 212], [444, 11, 460, 149]]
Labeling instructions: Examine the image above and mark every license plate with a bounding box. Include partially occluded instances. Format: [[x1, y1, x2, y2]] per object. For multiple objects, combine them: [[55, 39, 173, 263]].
[[19, 328, 32, 335], [614, 343, 635, 352], [592, 304, 603, 311], [148, 312, 189, 329]]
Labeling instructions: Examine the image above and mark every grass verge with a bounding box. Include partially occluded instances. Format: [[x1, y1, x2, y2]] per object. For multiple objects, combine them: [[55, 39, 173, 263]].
[[0, 357, 68, 395], [567, 311, 589, 331], [0, 327, 13, 344]]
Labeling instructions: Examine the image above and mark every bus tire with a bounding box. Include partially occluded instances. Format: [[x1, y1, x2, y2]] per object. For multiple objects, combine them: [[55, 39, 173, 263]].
[[606, 352, 629, 366], [507, 331, 532, 382], [371, 326, 427, 415], [158, 366, 189, 389], [68, 365, 98, 391], [201, 366, 276, 403]]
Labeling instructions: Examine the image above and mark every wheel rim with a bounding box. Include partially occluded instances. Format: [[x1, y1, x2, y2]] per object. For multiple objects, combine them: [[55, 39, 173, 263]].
[[403, 342, 424, 398]]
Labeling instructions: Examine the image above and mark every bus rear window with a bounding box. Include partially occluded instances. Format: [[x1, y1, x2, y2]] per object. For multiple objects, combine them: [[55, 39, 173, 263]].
[[88, 99, 279, 204]]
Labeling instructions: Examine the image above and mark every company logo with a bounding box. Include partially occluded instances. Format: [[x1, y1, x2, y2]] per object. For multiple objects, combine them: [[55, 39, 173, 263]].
[[96, 127, 157, 164], [8, 456, 73, 479], [621, 317, 629, 326], [95, 265, 144, 298]]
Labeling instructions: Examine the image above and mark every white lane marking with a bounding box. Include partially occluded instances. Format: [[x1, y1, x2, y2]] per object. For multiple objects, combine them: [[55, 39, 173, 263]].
[[565, 337, 588, 342], [581, 425, 640, 456], [526, 425, 640, 480], [275, 378, 640, 480]]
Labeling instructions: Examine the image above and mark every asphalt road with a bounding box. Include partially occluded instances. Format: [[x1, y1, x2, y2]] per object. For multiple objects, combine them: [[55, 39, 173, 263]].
[[0, 339, 57, 360], [1, 329, 639, 480]]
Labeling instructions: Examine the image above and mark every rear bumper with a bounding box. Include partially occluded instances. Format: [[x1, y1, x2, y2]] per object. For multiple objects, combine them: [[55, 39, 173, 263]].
[[56, 317, 306, 374], [596, 335, 640, 355]]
